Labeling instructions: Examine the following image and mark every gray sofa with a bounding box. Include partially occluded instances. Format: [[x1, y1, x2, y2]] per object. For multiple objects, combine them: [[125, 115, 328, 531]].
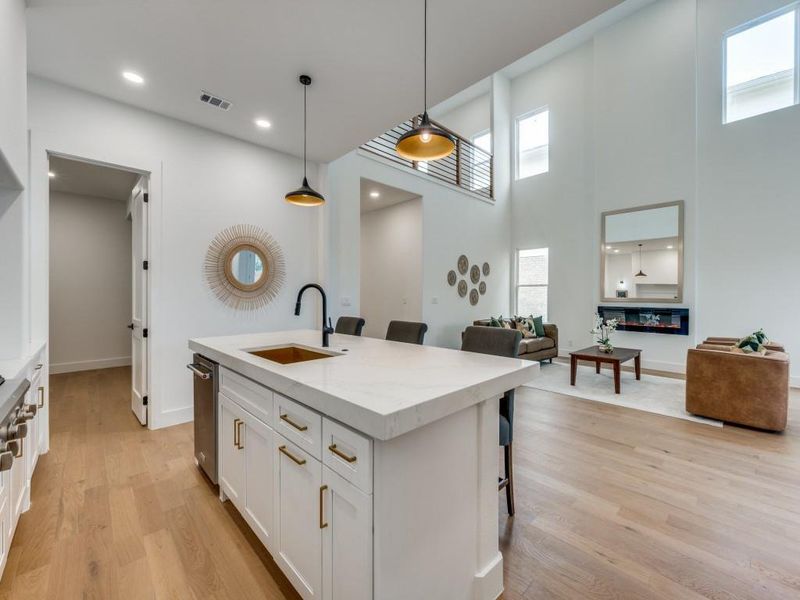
[[472, 319, 558, 363]]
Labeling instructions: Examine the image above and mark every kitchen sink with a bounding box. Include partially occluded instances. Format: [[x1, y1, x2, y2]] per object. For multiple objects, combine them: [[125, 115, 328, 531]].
[[246, 344, 339, 365]]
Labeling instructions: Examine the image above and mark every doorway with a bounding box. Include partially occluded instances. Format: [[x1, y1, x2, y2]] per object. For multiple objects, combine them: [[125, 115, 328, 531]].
[[48, 155, 150, 425], [359, 178, 423, 339]]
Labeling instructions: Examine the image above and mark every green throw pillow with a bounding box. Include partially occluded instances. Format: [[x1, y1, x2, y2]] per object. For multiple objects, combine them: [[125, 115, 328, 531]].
[[530, 315, 545, 338], [489, 315, 504, 328], [737, 334, 765, 355]]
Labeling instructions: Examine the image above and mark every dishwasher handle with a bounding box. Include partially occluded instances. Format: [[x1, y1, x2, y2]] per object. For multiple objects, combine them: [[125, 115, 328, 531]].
[[187, 363, 212, 380]]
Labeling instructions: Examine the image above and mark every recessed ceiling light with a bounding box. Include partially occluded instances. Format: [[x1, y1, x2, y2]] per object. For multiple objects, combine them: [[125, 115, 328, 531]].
[[48, 171, 55, 178], [255, 118, 272, 129], [666, 245, 674, 249], [613, 249, 620, 253], [369, 191, 380, 198], [122, 71, 145, 85]]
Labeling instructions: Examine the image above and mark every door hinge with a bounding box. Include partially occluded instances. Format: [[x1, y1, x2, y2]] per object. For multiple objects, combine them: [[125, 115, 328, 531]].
[[142, 395, 148, 406], [143, 192, 149, 203], [143, 328, 149, 338], [143, 260, 149, 270]]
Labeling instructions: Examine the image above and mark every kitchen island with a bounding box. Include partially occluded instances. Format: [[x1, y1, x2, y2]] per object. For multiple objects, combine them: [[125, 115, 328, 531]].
[[189, 329, 538, 600]]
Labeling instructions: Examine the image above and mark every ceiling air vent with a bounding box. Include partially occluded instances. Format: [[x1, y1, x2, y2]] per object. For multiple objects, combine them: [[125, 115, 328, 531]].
[[199, 90, 232, 111]]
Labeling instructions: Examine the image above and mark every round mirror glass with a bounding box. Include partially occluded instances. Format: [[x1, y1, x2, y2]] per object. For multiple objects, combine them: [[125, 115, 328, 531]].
[[228, 247, 265, 289]]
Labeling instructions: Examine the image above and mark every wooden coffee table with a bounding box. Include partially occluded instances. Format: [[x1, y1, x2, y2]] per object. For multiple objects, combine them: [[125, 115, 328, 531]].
[[569, 346, 641, 394]]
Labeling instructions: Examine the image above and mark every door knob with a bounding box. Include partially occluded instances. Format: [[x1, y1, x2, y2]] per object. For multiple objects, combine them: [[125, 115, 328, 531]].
[[127, 323, 135, 330]]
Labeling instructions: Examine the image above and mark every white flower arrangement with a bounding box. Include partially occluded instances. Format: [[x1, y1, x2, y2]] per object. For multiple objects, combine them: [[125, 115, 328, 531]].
[[591, 314, 619, 352]]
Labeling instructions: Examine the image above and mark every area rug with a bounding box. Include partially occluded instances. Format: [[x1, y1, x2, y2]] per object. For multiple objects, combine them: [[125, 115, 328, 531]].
[[523, 362, 722, 427]]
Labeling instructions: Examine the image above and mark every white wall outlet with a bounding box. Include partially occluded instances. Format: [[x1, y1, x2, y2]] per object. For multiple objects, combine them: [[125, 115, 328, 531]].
[[402, 297, 408, 305], [567, 339, 573, 347], [431, 296, 439, 305], [341, 296, 351, 307]]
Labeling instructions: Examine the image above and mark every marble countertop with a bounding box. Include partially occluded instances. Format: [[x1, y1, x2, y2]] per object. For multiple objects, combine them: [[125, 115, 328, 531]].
[[0, 340, 46, 381], [189, 329, 539, 441]]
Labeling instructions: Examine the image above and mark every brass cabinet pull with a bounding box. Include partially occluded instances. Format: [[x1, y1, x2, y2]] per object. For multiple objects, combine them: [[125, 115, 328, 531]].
[[38, 386, 45, 408], [319, 485, 328, 529], [280, 413, 308, 432], [278, 445, 306, 466], [233, 418, 241, 448], [236, 420, 244, 449], [328, 444, 357, 463]]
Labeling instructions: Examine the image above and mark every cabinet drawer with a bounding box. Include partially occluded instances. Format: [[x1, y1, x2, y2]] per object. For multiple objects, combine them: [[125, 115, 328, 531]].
[[274, 394, 322, 460], [220, 367, 273, 426], [322, 418, 372, 494]]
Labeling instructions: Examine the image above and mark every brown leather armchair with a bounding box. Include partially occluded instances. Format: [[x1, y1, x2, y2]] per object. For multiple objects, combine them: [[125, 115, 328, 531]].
[[686, 344, 790, 432]]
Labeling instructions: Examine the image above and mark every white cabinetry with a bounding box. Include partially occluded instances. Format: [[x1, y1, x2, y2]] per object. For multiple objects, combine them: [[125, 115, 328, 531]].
[[274, 439, 323, 600], [322, 466, 372, 600], [217, 367, 374, 600]]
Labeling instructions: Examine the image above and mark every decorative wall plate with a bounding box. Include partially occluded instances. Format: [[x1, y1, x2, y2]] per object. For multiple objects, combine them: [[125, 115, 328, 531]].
[[457, 280, 468, 297], [469, 288, 479, 305], [457, 255, 469, 275], [482, 262, 490, 276], [470, 264, 481, 284], [447, 270, 457, 286], [479, 281, 486, 295], [204, 224, 285, 310]]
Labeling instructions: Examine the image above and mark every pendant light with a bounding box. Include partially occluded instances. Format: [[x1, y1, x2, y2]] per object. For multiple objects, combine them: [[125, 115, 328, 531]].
[[635, 243, 647, 277], [395, 0, 455, 162], [285, 75, 325, 206]]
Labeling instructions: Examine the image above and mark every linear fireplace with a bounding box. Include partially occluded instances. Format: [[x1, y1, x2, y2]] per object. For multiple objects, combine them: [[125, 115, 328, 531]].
[[597, 306, 689, 336]]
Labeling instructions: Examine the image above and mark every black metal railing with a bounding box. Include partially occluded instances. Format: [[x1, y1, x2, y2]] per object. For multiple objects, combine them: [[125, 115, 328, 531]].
[[360, 115, 493, 200]]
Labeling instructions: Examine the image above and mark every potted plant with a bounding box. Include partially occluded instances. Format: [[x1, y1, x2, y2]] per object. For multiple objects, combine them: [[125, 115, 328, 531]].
[[591, 314, 619, 353]]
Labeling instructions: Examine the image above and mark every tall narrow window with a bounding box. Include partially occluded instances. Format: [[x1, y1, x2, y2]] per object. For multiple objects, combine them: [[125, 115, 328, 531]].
[[515, 108, 549, 179], [516, 248, 548, 320], [724, 5, 799, 123], [470, 130, 491, 191]]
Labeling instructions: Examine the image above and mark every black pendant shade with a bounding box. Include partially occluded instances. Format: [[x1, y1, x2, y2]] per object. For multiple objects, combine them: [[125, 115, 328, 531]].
[[395, 0, 455, 162], [635, 243, 647, 277], [286, 75, 325, 206], [396, 111, 455, 161]]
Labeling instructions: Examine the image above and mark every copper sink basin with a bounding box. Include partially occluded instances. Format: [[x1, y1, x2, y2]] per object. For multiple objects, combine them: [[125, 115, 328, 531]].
[[247, 345, 339, 365]]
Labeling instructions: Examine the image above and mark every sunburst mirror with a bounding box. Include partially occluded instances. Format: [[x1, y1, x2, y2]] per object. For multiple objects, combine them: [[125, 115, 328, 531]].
[[204, 224, 285, 310]]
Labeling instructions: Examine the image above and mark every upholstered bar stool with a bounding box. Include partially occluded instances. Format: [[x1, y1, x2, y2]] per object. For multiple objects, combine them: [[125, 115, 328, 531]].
[[460, 326, 522, 516], [335, 316, 366, 336], [385, 320, 428, 345]]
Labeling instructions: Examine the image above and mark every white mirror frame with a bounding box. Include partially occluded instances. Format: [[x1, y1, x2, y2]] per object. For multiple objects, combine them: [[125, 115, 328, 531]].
[[600, 200, 684, 304]]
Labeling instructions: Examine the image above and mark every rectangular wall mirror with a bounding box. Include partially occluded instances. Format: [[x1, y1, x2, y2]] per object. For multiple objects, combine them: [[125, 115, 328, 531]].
[[601, 201, 684, 303]]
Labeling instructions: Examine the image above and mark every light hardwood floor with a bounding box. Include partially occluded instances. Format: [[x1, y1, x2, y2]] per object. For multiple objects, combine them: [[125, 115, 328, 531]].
[[1, 366, 798, 599]]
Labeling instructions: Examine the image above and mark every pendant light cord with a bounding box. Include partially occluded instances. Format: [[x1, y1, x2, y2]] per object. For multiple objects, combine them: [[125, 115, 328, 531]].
[[303, 82, 308, 179], [423, 0, 427, 111]]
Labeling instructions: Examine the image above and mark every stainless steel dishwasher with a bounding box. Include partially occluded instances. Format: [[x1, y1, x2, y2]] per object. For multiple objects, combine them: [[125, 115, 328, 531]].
[[187, 354, 218, 483]]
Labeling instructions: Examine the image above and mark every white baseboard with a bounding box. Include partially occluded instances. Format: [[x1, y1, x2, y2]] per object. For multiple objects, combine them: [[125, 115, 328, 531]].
[[791, 376, 800, 389], [50, 356, 132, 374]]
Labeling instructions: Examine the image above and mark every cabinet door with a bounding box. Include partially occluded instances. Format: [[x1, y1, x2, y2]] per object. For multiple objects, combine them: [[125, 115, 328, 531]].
[[242, 412, 274, 552], [274, 437, 322, 600], [219, 394, 246, 510], [322, 466, 372, 600]]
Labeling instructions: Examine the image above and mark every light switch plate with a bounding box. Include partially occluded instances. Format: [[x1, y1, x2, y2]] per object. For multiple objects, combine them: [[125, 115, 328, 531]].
[[341, 297, 351, 307]]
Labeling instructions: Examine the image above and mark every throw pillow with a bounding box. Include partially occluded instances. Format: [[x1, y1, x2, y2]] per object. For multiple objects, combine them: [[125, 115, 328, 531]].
[[489, 315, 512, 329], [736, 334, 767, 355], [513, 316, 537, 338], [530, 315, 545, 338]]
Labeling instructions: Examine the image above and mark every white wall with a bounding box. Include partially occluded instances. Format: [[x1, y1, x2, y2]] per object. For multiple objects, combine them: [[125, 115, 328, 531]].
[[325, 150, 511, 349], [510, 0, 697, 372], [49, 191, 132, 373], [28, 76, 321, 428], [696, 0, 800, 383], [360, 198, 423, 339], [432, 93, 491, 139], [0, 0, 28, 360]]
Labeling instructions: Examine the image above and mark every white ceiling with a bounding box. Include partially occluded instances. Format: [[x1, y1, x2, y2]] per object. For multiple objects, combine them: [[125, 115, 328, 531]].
[[360, 178, 420, 213], [49, 155, 140, 202], [26, 0, 622, 162], [605, 237, 680, 255]]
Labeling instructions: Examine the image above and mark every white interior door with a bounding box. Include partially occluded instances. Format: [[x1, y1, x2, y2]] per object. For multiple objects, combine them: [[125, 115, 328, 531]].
[[131, 179, 149, 425]]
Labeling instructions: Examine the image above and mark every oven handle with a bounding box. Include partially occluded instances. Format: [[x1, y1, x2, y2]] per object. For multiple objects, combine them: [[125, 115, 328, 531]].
[[187, 363, 212, 380]]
